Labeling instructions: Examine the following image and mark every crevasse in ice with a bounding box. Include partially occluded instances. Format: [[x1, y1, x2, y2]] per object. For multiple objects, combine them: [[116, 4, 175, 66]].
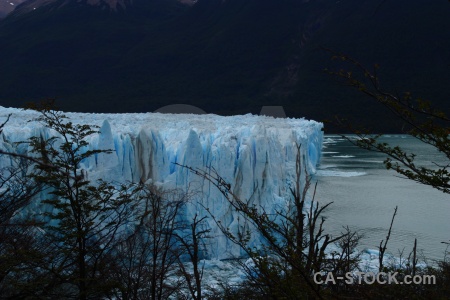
[[0, 107, 323, 259]]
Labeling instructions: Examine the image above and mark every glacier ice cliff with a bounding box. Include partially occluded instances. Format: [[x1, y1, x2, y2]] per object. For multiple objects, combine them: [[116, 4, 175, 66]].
[[0, 107, 323, 259]]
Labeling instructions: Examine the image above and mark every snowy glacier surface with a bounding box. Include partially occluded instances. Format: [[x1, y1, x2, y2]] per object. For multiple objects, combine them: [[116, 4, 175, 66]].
[[0, 107, 323, 259]]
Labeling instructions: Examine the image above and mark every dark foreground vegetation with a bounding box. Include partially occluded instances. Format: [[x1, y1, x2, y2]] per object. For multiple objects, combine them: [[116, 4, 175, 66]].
[[0, 101, 448, 299]]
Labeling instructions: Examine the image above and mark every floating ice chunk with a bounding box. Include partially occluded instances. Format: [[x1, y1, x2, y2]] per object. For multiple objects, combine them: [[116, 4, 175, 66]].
[[316, 170, 366, 177]]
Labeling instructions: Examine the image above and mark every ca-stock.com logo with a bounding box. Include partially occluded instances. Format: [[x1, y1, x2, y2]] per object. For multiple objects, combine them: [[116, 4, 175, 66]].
[[154, 104, 287, 118]]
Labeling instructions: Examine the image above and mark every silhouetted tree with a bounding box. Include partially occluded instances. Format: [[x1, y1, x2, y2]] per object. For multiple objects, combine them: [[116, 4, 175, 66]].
[[177, 144, 353, 299], [21, 104, 144, 299], [0, 113, 49, 297], [110, 184, 188, 300], [175, 213, 211, 300], [326, 49, 450, 194]]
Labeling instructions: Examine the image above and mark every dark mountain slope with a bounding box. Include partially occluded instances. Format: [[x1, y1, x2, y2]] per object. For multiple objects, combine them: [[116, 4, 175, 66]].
[[0, 0, 449, 132], [292, 0, 450, 131]]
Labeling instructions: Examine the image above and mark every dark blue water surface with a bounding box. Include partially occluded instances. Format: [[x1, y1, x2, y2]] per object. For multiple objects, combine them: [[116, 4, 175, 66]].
[[315, 135, 450, 262]]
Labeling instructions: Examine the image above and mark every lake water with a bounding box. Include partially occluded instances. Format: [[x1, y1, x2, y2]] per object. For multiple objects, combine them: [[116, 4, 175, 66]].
[[314, 135, 450, 263]]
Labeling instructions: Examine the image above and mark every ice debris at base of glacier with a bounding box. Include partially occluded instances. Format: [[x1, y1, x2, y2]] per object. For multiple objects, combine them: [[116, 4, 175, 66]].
[[0, 107, 323, 260]]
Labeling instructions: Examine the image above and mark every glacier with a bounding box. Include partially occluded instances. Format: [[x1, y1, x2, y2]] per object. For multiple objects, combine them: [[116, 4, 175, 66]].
[[0, 107, 323, 259]]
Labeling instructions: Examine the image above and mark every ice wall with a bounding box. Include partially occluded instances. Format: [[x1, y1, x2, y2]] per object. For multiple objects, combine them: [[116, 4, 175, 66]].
[[0, 107, 323, 259]]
